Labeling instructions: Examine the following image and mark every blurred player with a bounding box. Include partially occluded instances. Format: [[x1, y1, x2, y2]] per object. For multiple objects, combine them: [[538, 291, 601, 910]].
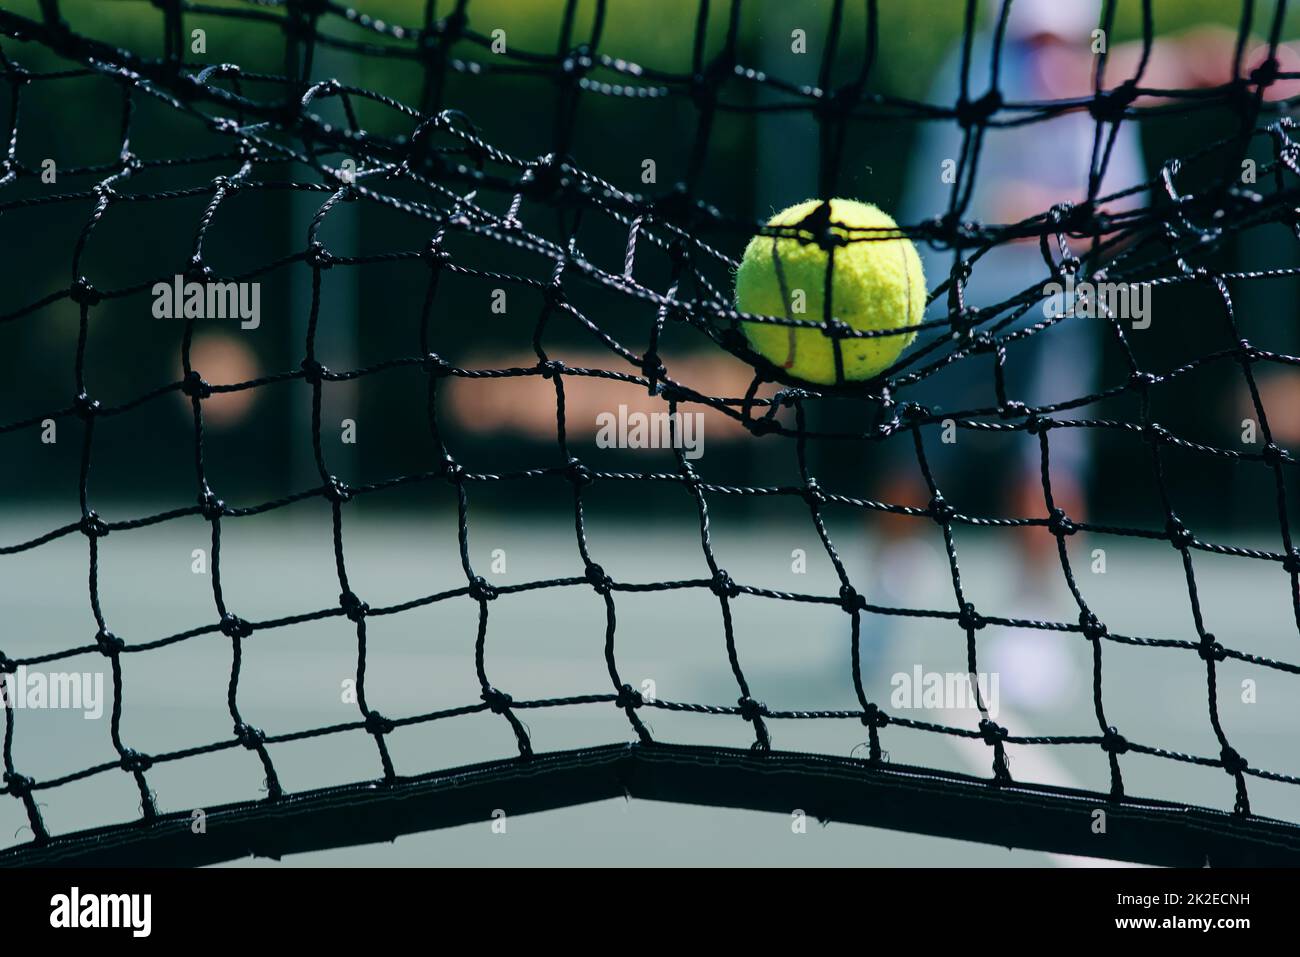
[[867, 0, 1290, 711]]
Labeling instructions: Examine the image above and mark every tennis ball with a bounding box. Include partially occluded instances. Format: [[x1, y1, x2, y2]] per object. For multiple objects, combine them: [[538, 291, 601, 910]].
[[734, 198, 925, 385]]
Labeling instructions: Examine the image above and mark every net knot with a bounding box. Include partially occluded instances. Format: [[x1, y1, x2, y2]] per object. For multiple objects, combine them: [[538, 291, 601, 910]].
[[1023, 412, 1045, 435], [737, 695, 766, 722], [1261, 442, 1287, 465], [1101, 726, 1129, 755], [1047, 508, 1076, 537], [585, 562, 612, 594], [467, 576, 498, 602], [421, 239, 451, 267], [949, 306, 979, 340], [3, 773, 34, 798], [1283, 548, 1300, 575], [429, 8, 468, 39], [119, 749, 153, 774], [2, 63, 31, 86], [1220, 746, 1248, 775], [955, 89, 1002, 128], [1089, 81, 1139, 123], [749, 415, 779, 436], [219, 614, 253, 639], [1165, 517, 1193, 549], [422, 352, 454, 377], [95, 628, 124, 656], [364, 711, 395, 736], [968, 329, 996, 353], [443, 460, 465, 484], [978, 718, 1007, 745], [541, 280, 566, 309], [80, 510, 109, 539], [69, 277, 101, 307], [306, 241, 333, 269], [616, 684, 643, 710], [801, 478, 825, 506], [1129, 370, 1158, 391], [562, 45, 594, 77], [999, 399, 1028, 420], [928, 494, 955, 524], [640, 353, 667, 382], [184, 257, 212, 284], [900, 401, 930, 422], [482, 688, 514, 714], [838, 584, 866, 613], [181, 369, 211, 399], [958, 602, 985, 632], [566, 458, 594, 487], [520, 155, 572, 200], [1198, 633, 1227, 662], [794, 201, 838, 250], [234, 723, 265, 749], [300, 357, 327, 385], [862, 703, 890, 729], [1052, 202, 1095, 233], [1078, 610, 1108, 641], [324, 476, 353, 504], [199, 488, 225, 520], [538, 358, 565, 379], [822, 316, 853, 340], [73, 391, 100, 420], [335, 180, 361, 203], [1250, 56, 1281, 90], [709, 569, 739, 599], [339, 590, 370, 621], [0, 652, 15, 675], [655, 381, 690, 404]]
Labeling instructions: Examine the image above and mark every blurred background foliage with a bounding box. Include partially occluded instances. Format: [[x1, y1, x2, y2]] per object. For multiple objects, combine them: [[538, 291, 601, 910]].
[[2, 0, 1298, 532]]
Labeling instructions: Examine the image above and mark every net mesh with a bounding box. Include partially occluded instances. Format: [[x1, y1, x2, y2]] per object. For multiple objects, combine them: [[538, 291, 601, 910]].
[[2, 0, 1300, 864]]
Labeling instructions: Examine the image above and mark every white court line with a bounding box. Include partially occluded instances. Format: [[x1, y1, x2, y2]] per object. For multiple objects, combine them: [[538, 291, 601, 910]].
[[938, 707, 1145, 868]]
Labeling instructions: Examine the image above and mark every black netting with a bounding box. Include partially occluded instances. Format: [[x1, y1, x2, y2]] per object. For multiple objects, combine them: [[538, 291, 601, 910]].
[[2, 0, 1300, 866]]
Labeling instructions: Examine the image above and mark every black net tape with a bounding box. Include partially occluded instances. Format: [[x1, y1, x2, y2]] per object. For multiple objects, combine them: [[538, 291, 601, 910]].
[[1, 0, 1300, 866]]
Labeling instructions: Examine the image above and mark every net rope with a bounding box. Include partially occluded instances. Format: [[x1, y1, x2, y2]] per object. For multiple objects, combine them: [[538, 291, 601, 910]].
[[2, 0, 1300, 860]]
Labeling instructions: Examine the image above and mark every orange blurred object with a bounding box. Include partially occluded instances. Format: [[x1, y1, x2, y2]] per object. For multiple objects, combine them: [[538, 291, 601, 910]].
[[443, 351, 777, 443], [179, 334, 262, 428]]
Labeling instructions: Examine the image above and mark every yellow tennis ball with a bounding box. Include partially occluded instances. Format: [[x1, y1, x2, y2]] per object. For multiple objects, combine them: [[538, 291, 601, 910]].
[[734, 198, 925, 385]]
